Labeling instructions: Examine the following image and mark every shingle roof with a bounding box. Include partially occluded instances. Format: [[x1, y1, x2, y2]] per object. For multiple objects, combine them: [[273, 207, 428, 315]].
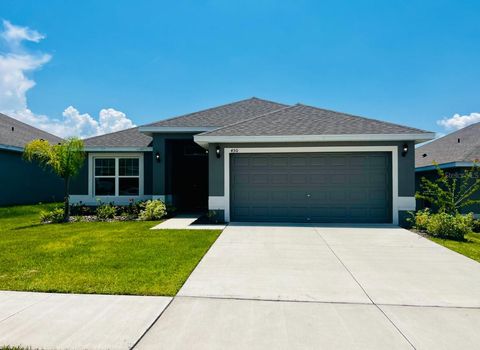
[[416, 122, 480, 168], [84, 127, 152, 148], [144, 97, 287, 127], [83, 97, 287, 147], [198, 104, 430, 137], [0, 113, 63, 149]]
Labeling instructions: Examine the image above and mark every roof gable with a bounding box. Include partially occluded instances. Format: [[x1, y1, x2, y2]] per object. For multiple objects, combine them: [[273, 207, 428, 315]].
[[0, 113, 63, 150], [416, 122, 480, 168]]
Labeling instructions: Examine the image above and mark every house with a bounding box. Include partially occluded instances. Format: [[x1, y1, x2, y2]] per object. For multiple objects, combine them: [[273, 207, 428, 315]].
[[70, 98, 434, 225], [0, 113, 64, 206], [415, 122, 480, 216]]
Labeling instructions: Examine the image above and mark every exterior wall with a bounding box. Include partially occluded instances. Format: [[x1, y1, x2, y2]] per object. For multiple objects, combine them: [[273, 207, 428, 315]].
[[0, 149, 63, 206], [207, 141, 415, 225], [70, 151, 153, 205], [416, 168, 480, 216]]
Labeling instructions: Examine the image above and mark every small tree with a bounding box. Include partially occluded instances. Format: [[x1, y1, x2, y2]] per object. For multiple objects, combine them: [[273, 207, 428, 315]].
[[24, 137, 85, 222], [416, 162, 480, 215]]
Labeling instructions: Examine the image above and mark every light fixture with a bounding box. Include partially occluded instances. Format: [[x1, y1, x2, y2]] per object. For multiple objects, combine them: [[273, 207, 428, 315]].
[[215, 145, 221, 159], [155, 152, 161, 162], [401, 143, 408, 157]]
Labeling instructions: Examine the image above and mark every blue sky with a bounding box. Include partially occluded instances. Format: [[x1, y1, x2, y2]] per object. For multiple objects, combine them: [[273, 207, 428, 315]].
[[0, 0, 479, 137]]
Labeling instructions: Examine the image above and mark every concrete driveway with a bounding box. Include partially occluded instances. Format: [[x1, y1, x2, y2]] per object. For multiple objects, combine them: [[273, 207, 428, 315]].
[[137, 224, 480, 350]]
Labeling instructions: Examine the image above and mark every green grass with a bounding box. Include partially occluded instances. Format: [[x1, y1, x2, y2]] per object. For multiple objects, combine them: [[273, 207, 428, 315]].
[[429, 232, 480, 263], [0, 203, 221, 296]]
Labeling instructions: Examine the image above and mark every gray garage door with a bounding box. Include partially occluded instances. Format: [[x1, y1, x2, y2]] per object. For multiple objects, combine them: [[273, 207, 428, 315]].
[[230, 152, 392, 223]]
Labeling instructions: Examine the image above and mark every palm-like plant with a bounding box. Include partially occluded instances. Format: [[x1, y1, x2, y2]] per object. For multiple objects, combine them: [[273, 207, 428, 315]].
[[24, 137, 85, 222]]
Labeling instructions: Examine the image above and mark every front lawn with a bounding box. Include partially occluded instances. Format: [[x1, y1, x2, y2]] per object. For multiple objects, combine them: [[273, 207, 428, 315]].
[[0, 204, 221, 296], [429, 232, 480, 263]]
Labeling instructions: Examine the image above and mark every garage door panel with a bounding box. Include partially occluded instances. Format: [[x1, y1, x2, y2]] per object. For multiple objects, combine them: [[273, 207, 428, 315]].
[[230, 152, 392, 223]]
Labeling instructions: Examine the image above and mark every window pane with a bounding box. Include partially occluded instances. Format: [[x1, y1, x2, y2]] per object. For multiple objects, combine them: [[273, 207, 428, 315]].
[[119, 158, 139, 176], [119, 178, 139, 196], [95, 178, 115, 196], [95, 159, 115, 176]]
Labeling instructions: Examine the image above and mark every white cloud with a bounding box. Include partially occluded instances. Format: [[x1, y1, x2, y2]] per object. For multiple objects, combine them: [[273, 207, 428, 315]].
[[1, 20, 45, 48], [0, 20, 135, 139], [99, 108, 135, 134], [437, 112, 480, 131]]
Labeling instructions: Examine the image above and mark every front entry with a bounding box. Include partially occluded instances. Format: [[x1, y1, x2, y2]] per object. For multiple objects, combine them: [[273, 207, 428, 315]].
[[169, 139, 208, 211], [230, 152, 392, 223]]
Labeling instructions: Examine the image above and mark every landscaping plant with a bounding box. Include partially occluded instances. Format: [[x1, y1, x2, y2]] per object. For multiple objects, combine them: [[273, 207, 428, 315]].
[[416, 162, 480, 215], [39, 207, 65, 223], [139, 200, 167, 221], [96, 203, 116, 221], [23, 137, 85, 222]]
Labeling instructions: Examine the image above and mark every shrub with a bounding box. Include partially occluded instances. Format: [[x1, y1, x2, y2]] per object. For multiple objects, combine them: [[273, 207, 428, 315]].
[[118, 201, 145, 219], [40, 207, 65, 223], [96, 203, 116, 221], [410, 209, 431, 231], [473, 219, 480, 233], [426, 212, 473, 241], [139, 200, 166, 221]]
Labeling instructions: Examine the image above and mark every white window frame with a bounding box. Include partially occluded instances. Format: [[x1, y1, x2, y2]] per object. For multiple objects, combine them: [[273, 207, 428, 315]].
[[221, 146, 401, 225], [89, 153, 144, 199]]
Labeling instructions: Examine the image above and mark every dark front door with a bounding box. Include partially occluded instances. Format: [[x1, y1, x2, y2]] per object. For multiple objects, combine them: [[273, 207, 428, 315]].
[[170, 140, 208, 211], [230, 152, 392, 223]]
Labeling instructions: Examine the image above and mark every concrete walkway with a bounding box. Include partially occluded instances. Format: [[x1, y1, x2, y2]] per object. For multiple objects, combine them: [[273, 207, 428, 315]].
[[137, 224, 480, 349], [0, 292, 171, 350], [151, 214, 226, 230]]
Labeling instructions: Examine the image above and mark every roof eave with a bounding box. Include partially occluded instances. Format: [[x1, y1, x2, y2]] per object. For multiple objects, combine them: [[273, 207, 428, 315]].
[[0, 144, 23, 152], [84, 146, 153, 152], [194, 133, 436, 147], [416, 161, 479, 172]]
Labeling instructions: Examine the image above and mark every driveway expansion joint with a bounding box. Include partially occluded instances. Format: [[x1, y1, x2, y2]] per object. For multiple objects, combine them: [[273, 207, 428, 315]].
[[314, 228, 417, 349]]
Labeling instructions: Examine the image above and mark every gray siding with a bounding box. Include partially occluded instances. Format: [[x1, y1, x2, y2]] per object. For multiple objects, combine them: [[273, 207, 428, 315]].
[[0, 149, 63, 206], [70, 160, 88, 195], [209, 141, 415, 197]]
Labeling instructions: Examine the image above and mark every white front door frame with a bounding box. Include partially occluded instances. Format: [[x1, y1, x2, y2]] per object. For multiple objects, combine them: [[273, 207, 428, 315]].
[[223, 146, 399, 225]]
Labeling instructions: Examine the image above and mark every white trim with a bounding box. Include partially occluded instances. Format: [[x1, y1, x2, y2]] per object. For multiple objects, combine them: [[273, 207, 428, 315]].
[[195, 133, 435, 146], [84, 152, 145, 203], [139, 126, 216, 136], [84, 147, 152, 152], [224, 146, 400, 225], [398, 196, 416, 211], [70, 195, 152, 206], [152, 194, 172, 204], [208, 196, 226, 210], [0, 144, 23, 152], [416, 162, 478, 172]]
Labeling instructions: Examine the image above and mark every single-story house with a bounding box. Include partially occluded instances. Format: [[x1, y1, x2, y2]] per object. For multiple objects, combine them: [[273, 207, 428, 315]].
[[0, 113, 64, 206], [70, 98, 434, 225], [416, 122, 480, 216]]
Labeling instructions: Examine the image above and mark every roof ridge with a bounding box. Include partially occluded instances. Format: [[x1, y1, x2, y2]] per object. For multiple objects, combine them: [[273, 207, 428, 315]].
[[295, 103, 432, 134], [142, 97, 287, 127], [197, 104, 295, 136], [0, 112, 63, 140]]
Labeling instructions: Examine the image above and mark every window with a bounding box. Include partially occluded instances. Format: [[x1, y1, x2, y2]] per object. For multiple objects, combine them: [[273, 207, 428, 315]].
[[94, 156, 141, 196]]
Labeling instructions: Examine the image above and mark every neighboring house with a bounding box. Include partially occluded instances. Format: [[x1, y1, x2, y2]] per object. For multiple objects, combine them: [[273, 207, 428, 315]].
[[416, 122, 480, 216], [70, 97, 434, 225], [0, 113, 64, 206]]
